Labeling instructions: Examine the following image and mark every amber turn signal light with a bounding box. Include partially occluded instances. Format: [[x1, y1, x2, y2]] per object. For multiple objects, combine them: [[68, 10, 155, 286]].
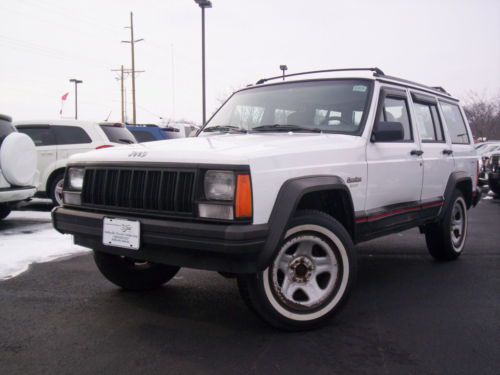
[[235, 174, 252, 218]]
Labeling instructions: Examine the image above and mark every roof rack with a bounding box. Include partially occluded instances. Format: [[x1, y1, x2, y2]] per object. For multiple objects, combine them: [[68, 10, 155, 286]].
[[430, 86, 450, 95], [377, 74, 452, 97], [256, 67, 385, 84]]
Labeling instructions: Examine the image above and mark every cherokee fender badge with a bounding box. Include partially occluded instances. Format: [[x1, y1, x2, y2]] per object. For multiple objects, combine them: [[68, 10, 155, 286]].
[[346, 177, 362, 183]]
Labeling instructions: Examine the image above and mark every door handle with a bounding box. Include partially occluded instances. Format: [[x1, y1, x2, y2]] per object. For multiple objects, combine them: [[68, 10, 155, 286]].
[[410, 150, 424, 156], [442, 149, 453, 155]]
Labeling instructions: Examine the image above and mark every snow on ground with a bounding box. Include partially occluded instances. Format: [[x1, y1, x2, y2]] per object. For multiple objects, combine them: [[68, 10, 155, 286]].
[[0, 209, 88, 280]]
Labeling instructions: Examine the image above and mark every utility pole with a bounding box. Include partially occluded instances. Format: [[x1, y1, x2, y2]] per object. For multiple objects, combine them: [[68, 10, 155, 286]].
[[112, 65, 144, 124], [69, 78, 83, 120], [122, 11, 144, 124]]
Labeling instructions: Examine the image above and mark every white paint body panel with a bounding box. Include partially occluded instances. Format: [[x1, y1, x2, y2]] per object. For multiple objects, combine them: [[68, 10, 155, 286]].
[[65, 76, 479, 226]]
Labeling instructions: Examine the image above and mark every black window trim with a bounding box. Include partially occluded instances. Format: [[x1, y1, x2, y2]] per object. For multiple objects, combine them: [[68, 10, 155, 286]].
[[410, 91, 446, 144], [373, 87, 415, 143]]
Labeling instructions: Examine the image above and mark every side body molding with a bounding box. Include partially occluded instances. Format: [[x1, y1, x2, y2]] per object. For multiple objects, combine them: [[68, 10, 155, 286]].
[[256, 175, 354, 270]]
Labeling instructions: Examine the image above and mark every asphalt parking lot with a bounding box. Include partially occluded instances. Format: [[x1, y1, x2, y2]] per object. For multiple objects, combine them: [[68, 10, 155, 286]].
[[0, 197, 499, 375]]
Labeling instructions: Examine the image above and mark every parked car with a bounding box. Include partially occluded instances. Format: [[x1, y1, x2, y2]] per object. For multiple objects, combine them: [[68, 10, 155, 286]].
[[484, 153, 500, 195], [52, 68, 481, 330], [0, 114, 38, 220], [126, 124, 178, 142], [15, 120, 136, 205], [478, 143, 500, 185]]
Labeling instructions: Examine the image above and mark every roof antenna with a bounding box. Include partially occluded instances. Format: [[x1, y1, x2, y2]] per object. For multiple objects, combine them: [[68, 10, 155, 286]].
[[104, 111, 112, 122]]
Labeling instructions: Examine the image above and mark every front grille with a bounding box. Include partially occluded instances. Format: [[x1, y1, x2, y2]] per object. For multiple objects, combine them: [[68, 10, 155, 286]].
[[81, 167, 197, 215]]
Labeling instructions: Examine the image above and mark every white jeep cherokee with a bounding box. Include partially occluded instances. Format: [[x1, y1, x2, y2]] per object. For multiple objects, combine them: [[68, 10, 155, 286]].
[[52, 68, 481, 330], [0, 114, 38, 220]]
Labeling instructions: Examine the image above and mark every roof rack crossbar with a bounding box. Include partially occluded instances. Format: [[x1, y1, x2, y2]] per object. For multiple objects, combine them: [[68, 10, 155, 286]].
[[430, 86, 450, 95], [256, 67, 384, 84]]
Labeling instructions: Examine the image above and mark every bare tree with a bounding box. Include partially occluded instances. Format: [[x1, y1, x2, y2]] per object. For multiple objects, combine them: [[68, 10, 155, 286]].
[[463, 93, 500, 140]]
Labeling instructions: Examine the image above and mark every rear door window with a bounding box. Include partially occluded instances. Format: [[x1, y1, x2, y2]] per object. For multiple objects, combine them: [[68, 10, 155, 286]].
[[413, 102, 445, 142], [16, 126, 56, 146], [439, 102, 470, 144], [100, 124, 137, 144], [130, 129, 156, 142], [53, 126, 92, 145]]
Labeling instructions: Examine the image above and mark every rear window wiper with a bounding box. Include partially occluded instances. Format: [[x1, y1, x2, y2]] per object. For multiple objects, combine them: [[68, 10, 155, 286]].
[[252, 124, 322, 133], [118, 139, 135, 144], [203, 125, 248, 134]]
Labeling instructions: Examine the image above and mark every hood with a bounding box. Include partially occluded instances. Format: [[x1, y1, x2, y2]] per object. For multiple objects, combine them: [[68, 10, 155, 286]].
[[68, 133, 365, 166]]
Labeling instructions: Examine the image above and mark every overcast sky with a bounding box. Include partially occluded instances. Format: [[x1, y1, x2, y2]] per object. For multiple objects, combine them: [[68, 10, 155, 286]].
[[1, 0, 499, 124]]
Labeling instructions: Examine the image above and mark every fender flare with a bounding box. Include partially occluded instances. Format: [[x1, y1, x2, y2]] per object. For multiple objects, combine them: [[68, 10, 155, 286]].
[[441, 171, 472, 218], [256, 175, 354, 270]]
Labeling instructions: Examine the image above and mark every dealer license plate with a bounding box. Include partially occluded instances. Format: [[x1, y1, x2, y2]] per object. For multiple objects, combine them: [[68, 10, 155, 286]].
[[103, 217, 140, 250]]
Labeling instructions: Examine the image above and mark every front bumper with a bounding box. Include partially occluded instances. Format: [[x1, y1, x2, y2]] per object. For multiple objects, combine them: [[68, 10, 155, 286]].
[[0, 186, 36, 204], [52, 207, 269, 273]]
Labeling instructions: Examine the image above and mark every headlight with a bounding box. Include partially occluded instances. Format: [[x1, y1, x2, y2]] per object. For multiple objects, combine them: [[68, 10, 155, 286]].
[[67, 167, 85, 190], [204, 170, 235, 200]]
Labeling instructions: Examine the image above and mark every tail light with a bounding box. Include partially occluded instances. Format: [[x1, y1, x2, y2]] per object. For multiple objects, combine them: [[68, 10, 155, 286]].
[[96, 145, 113, 150]]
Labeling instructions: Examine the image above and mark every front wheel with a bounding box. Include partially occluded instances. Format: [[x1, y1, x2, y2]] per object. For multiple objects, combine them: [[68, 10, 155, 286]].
[[425, 190, 468, 261], [93, 251, 180, 291], [238, 210, 356, 331]]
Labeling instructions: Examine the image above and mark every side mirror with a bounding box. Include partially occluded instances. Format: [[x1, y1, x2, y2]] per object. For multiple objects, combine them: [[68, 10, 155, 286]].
[[371, 121, 404, 142]]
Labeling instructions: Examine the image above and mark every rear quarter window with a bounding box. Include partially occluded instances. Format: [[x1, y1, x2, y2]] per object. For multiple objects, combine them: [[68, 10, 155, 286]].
[[53, 126, 92, 145], [439, 102, 470, 144]]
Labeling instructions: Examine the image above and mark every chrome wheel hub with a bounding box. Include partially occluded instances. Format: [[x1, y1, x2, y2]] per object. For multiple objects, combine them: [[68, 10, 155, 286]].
[[450, 199, 465, 248]]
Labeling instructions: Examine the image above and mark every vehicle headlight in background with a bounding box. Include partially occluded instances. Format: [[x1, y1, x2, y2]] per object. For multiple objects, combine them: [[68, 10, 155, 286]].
[[68, 167, 85, 190], [204, 170, 235, 200]]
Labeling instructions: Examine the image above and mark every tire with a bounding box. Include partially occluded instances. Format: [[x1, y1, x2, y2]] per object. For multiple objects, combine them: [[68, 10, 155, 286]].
[[0, 204, 11, 220], [488, 176, 500, 196], [425, 190, 468, 261], [49, 172, 65, 206], [93, 251, 180, 291], [238, 210, 357, 331]]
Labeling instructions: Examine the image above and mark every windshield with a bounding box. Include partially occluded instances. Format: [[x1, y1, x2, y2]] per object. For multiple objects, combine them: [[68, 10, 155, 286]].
[[200, 80, 372, 135], [100, 124, 137, 144]]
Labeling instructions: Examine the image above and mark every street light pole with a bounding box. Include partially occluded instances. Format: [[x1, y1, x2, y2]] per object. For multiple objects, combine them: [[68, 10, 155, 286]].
[[69, 79, 83, 120], [194, 0, 212, 126]]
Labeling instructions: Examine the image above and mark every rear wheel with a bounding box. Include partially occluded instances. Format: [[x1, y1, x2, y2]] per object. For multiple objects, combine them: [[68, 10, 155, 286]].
[[0, 204, 11, 220], [49, 171, 65, 206], [425, 190, 468, 261], [238, 210, 356, 331], [488, 176, 500, 196], [93, 251, 180, 291]]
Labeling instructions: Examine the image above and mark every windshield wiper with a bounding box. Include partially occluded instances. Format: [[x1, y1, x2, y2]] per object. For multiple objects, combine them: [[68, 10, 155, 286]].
[[119, 139, 135, 144], [252, 124, 322, 133], [203, 125, 248, 134]]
